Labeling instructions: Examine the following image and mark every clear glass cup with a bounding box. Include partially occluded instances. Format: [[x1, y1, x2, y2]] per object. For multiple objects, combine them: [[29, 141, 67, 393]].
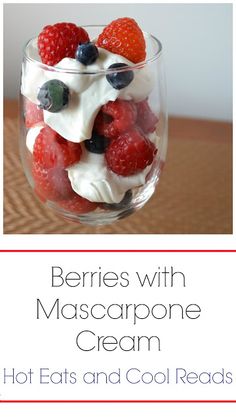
[[20, 26, 167, 226]]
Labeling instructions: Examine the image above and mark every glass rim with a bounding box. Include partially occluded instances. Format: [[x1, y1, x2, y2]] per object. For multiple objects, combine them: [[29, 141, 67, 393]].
[[23, 25, 163, 75]]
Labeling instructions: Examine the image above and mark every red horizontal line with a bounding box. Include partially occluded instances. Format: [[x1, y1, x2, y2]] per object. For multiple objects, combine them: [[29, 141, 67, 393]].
[[0, 250, 235, 253], [1, 400, 236, 403]]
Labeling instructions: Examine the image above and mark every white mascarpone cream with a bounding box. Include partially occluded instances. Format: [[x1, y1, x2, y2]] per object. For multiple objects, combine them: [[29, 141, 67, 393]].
[[26, 122, 44, 153], [22, 38, 155, 142], [67, 147, 150, 204]]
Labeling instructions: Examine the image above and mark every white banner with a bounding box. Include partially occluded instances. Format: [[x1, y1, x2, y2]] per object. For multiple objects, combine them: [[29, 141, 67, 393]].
[[0, 251, 235, 403]]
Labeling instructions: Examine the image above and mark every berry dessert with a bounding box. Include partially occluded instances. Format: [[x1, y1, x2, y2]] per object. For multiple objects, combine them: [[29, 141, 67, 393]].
[[21, 18, 165, 224]]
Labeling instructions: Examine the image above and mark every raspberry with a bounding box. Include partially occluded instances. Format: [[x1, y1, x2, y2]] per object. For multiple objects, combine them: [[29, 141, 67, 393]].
[[136, 100, 158, 133], [59, 192, 98, 214], [94, 100, 137, 138], [24, 99, 43, 128], [97, 17, 146, 64], [32, 161, 74, 202], [38, 22, 89, 66], [105, 128, 157, 176], [33, 126, 82, 169]]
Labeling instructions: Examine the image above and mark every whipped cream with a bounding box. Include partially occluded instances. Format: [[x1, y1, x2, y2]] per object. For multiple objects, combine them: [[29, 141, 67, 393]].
[[67, 147, 150, 204], [22, 38, 155, 142], [26, 122, 44, 152]]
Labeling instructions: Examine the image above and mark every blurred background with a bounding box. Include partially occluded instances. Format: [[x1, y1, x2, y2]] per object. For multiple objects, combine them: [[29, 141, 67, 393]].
[[4, 3, 232, 121]]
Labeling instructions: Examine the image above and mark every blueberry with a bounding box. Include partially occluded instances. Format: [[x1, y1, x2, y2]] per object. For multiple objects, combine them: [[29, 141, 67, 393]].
[[85, 132, 109, 154], [103, 190, 133, 210], [75, 42, 99, 65], [37, 80, 69, 113], [106, 63, 134, 90]]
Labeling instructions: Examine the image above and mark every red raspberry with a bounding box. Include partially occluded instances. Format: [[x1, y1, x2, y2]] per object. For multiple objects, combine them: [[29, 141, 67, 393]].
[[97, 17, 146, 64], [33, 126, 82, 169], [94, 100, 137, 138], [59, 192, 98, 214], [38, 22, 89, 66], [136, 100, 158, 133], [105, 128, 157, 176], [24, 99, 44, 128], [32, 161, 74, 202]]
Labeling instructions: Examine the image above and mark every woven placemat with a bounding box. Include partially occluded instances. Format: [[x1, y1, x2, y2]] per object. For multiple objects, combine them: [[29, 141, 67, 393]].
[[4, 112, 232, 234]]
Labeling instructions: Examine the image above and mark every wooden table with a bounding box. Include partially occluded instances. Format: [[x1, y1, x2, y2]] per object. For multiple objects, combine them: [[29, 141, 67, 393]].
[[4, 100, 232, 234]]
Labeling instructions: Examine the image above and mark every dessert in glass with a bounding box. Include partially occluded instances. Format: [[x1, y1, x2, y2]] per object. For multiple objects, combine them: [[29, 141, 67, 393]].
[[20, 18, 167, 225]]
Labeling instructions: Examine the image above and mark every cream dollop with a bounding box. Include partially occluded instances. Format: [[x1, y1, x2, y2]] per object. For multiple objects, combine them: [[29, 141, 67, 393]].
[[22, 39, 155, 142], [26, 122, 44, 152], [67, 148, 151, 204]]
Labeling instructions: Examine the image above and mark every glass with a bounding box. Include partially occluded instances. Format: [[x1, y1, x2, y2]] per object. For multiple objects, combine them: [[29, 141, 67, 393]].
[[20, 26, 168, 226]]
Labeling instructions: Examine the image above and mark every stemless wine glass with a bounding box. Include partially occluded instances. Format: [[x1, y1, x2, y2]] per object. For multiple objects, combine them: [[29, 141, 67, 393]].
[[20, 26, 167, 226]]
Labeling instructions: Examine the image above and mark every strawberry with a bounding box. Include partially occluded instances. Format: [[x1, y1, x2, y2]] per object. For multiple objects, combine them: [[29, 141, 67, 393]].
[[97, 17, 146, 63], [38, 22, 89, 66]]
